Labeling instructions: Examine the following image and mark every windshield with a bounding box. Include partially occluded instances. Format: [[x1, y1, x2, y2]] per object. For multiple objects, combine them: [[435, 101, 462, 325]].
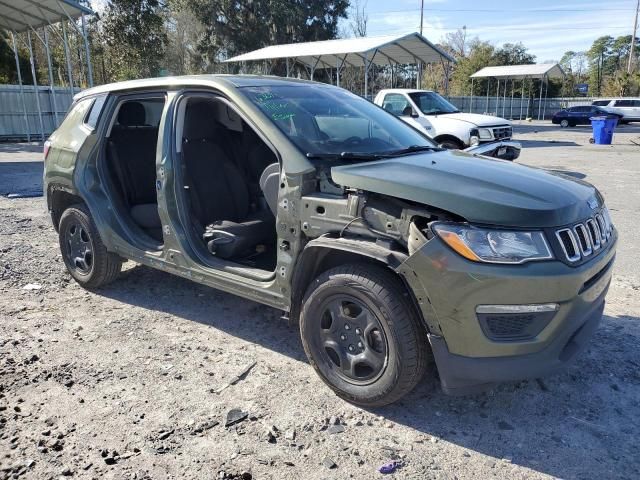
[[241, 85, 435, 157], [408, 91, 459, 115]]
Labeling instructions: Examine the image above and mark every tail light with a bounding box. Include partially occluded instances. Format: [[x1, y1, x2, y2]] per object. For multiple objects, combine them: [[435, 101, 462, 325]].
[[43, 140, 51, 161]]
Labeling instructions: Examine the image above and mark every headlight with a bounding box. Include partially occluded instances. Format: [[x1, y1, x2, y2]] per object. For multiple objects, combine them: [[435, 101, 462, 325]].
[[433, 223, 553, 264], [477, 128, 493, 140], [469, 128, 480, 146]]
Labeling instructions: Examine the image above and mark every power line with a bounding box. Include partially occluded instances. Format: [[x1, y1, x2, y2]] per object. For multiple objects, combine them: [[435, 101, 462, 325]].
[[367, 7, 636, 15], [364, 25, 632, 34]]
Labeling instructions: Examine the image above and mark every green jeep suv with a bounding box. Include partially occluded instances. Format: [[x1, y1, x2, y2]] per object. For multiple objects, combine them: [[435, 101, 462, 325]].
[[44, 75, 616, 406]]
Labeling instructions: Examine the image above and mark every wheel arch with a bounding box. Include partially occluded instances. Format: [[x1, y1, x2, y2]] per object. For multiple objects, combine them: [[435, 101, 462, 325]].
[[47, 185, 86, 232], [289, 237, 426, 330], [433, 134, 464, 149]]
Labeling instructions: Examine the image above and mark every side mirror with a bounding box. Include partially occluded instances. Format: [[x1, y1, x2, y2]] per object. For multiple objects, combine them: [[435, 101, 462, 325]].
[[401, 107, 419, 118]]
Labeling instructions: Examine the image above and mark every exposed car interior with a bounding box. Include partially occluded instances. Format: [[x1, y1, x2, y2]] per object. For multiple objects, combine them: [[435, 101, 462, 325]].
[[104, 97, 166, 242], [177, 97, 279, 270]]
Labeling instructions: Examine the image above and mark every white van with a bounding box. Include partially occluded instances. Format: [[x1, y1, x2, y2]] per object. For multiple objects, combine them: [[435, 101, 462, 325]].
[[374, 89, 512, 149], [592, 98, 640, 123]]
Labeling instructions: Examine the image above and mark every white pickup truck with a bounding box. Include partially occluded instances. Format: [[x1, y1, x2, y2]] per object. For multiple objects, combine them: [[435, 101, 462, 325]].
[[374, 89, 513, 149]]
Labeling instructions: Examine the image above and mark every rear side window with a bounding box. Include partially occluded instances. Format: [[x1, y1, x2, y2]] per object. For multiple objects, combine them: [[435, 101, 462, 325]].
[[592, 100, 611, 106], [58, 98, 94, 130], [85, 94, 108, 129], [613, 99, 640, 107]]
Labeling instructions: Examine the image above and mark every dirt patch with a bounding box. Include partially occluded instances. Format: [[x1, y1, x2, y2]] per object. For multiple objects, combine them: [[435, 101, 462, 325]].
[[2, 136, 640, 478]]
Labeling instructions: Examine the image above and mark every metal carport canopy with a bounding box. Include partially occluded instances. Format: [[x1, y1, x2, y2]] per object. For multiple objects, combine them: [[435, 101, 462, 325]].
[[471, 63, 565, 80], [224, 32, 455, 69], [0, 0, 91, 32]]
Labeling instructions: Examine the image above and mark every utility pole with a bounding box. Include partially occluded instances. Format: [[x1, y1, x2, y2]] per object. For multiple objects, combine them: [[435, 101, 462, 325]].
[[418, 0, 424, 89], [629, 0, 639, 73]]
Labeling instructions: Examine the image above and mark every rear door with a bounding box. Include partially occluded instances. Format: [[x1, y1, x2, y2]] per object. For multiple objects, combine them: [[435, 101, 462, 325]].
[[45, 94, 107, 188]]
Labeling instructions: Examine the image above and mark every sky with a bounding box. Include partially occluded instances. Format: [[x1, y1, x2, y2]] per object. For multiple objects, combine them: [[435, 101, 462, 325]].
[[343, 0, 638, 61]]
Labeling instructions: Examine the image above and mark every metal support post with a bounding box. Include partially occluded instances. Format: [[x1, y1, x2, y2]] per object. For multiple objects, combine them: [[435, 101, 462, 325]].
[[485, 79, 490, 113], [364, 52, 369, 97], [26, 31, 45, 141], [496, 79, 500, 115], [36, 27, 60, 126], [502, 78, 507, 117], [11, 31, 31, 142], [538, 77, 544, 120], [527, 79, 532, 118], [335, 57, 340, 87], [80, 13, 93, 87], [470, 77, 474, 113], [542, 75, 549, 120], [61, 20, 74, 103], [520, 79, 525, 120], [286, 58, 290, 77], [510, 79, 514, 120]]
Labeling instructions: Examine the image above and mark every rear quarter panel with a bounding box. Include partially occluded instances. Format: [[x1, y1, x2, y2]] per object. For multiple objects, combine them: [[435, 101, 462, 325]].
[[45, 98, 94, 193]]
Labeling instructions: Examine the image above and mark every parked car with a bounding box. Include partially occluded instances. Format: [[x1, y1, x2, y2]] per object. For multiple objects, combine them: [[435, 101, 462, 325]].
[[44, 76, 616, 406], [552, 105, 622, 127], [591, 98, 640, 123], [374, 88, 512, 149]]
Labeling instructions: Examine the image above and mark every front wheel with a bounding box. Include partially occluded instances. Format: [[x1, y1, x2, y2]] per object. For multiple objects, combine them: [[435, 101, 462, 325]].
[[560, 119, 569, 128], [438, 139, 463, 150], [300, 264, 429, 406], [58, 204, 122, 289]]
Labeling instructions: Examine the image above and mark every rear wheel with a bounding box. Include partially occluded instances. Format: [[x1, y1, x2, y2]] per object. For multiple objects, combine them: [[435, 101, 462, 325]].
[[300, 264, 429, 406], [58, 204, 122, 289]]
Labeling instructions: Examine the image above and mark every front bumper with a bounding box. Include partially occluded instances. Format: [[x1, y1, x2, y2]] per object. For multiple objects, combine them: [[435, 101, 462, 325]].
[[400, 229, 617, 395]]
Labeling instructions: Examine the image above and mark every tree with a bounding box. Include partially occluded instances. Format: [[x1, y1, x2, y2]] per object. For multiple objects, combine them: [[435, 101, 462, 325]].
[[442, 27, 469, 58], [449, 40, 495, 95], [350, 0, 368, 38], [0, 33, 33, 84], [187, 0, 349, 72], [163, 0, 206, 75], [587, 36, 614, 95], [101, 0, 168, 81], [492, 42, 535, 66]]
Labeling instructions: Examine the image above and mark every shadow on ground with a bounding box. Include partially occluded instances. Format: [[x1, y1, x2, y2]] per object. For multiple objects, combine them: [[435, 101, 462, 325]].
[[0, 161, 44, 196], [0, 142, 44, 154], [520, 140, 580, 148], [96, 263, 640, 480], [513, 123, 640, 135]]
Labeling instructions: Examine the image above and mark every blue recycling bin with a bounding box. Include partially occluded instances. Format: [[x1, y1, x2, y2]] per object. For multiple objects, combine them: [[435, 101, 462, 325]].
[[590, 116, 618, 145]]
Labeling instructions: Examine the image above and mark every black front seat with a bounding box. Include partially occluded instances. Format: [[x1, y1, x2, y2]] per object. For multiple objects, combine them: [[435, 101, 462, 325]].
[[182, 101, 274, 259]]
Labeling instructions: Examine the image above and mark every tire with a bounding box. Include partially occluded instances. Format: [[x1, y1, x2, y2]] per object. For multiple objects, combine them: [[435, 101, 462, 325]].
[[58, 204, 122, 289], [560, 119, 569, 128], [300, 264, 429, 406], [438, 139, 463, 150]]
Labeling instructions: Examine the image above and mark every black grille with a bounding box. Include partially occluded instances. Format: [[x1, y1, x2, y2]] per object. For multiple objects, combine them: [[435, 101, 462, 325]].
[[556, 208, 613, 263], [492, 126, 512, 140], [485, 314, 534, 340], [477, 309, 557, 342]]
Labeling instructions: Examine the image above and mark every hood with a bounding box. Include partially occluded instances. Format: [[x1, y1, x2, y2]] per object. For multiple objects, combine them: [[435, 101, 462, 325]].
[[432, 112, 510, 127], [330, 151, 600, 228]]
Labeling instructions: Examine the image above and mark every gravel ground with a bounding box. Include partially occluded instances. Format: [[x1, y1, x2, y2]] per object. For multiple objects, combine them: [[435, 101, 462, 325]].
[[1, 123, 639, 480]]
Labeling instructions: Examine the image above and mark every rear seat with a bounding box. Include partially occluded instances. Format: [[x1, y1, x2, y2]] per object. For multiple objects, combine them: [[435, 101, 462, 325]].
[[107, 102, 162, 239]]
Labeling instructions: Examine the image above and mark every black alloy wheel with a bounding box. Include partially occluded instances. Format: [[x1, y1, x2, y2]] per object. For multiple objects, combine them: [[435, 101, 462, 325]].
[[58, 204, 122, 288], [300, 264, 430, 406], [314, 295, 388, 385]]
